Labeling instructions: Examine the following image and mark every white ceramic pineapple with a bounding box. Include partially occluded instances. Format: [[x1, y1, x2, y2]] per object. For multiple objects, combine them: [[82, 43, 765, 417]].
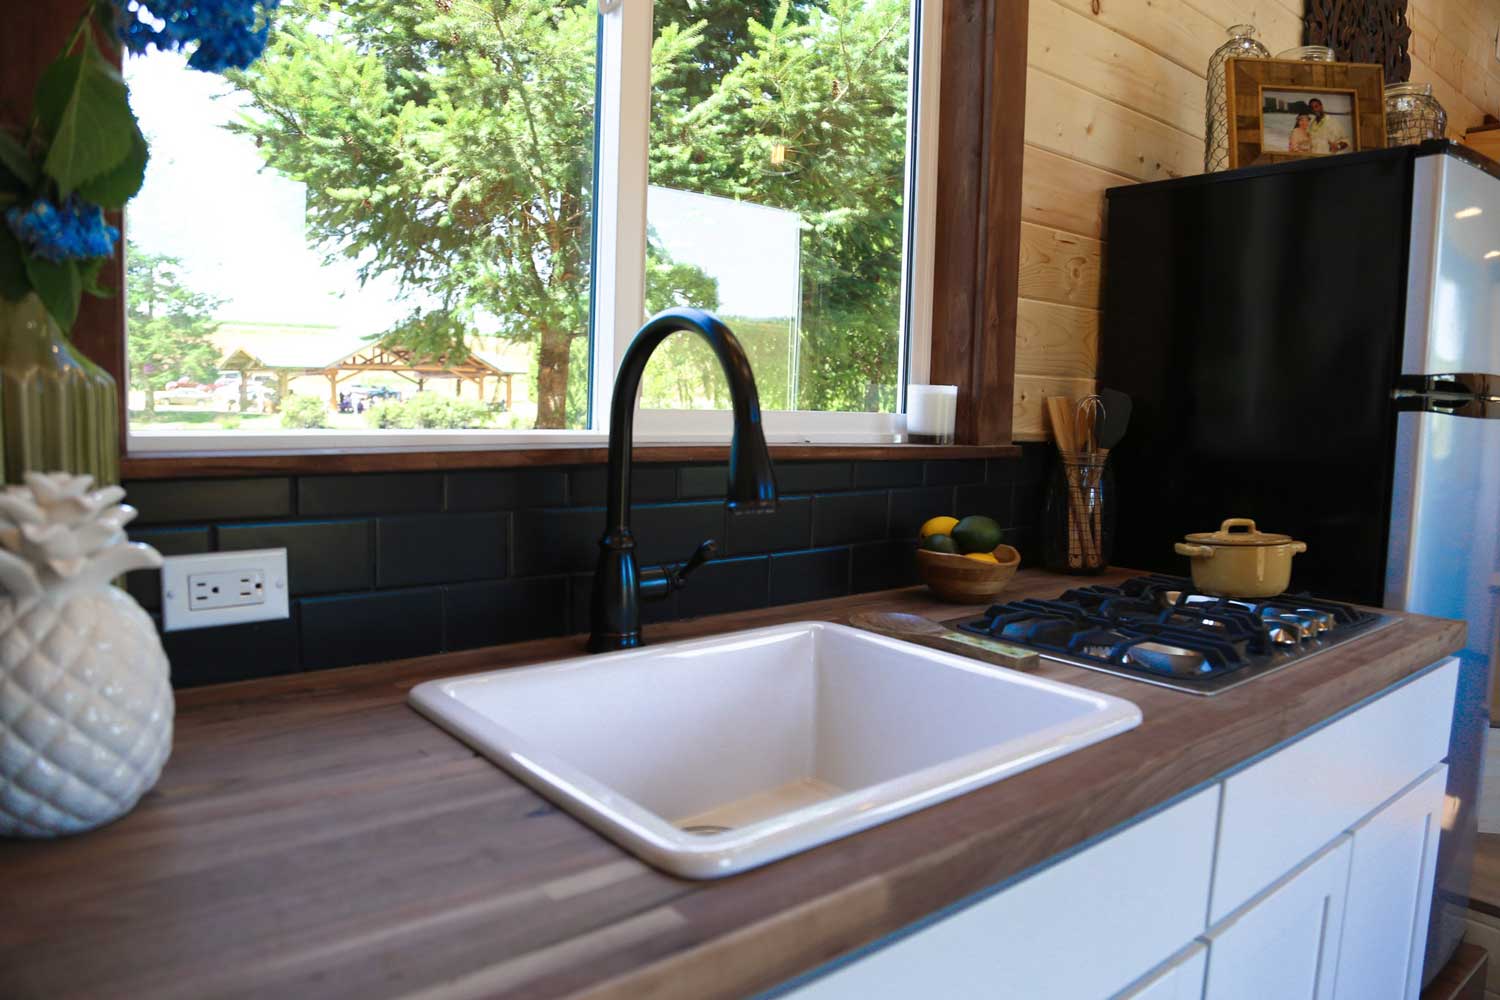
[[0, 473, 171, 837]]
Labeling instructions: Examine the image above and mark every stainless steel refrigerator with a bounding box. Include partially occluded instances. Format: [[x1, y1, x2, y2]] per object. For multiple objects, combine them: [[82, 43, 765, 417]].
[[1100, 140, 1498, 983]]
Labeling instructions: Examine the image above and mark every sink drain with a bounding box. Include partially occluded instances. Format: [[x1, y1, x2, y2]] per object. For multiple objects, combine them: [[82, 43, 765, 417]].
[[681, 824, 732, 836]]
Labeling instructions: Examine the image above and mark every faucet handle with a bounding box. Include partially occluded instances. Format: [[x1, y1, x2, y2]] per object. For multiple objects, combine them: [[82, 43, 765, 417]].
[[677, 539, 717, 581], [641, 539, 718, 601]]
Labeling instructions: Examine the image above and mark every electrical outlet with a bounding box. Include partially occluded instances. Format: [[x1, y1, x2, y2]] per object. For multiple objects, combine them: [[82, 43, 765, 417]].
[[162, 549, 289, 632], [189, 569, 266, 611]]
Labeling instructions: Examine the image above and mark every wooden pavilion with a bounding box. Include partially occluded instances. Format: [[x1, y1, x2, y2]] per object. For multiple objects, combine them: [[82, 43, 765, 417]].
[[217, 338, 523, 411]]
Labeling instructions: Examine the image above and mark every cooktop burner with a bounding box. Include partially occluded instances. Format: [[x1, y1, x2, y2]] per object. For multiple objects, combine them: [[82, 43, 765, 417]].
[[955, 574, 1395, 695]]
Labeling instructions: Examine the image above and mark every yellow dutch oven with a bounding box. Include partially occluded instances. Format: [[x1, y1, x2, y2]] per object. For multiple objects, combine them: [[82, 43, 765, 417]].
[[1173, 518, 1308, 598]]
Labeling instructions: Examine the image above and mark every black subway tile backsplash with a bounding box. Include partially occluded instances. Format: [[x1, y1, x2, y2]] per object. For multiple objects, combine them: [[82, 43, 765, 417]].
[[888, 485, 958, 540], [851, 539, 920, 591], [812, 490, 889, 547], [769, 547, 850, 606], [677, 463, 728, 499], [956, 483, 1015, 530], [128, 477, 292, 524], [726, 496, 811, 555], [376, 513, 508, 588], [775, 462, 852, 493], [126, 526, 210, 611], [513, 507, 601, 577], [568, 465, 677, 506], [300, 588, 444, 670], [923, 459, 987, 487], [300, 473, 443, 516], [446, 577, 570, 651], [129, 457, 1035, 685], [163, 613, 302, 688], [444, 468, 566, 512], [677, 555, 770, 618], [853, 461, 924, 489], [631, 501, 725, 565], [219, 520, 373, 596]]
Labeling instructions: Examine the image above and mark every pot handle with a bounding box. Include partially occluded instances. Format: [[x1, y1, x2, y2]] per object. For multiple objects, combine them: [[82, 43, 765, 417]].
[[1174, 543, 1215, 559], [1219, 518, 1258, 534], [1290, 541, 1308, 554]]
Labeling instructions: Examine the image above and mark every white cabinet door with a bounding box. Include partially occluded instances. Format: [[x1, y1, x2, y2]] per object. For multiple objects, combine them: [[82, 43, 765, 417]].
[[784, 787, 1220, 1000], [1335, 764, 1449, 1000], [1115, 942, 1206, 1000], [1203, 836, 1352, 1000]]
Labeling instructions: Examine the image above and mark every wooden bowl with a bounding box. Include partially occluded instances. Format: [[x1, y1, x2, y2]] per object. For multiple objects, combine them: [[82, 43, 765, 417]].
[[916, 544, 1021, 603]]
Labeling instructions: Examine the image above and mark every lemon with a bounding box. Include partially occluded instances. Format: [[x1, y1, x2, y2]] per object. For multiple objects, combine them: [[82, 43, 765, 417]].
[[919, 515, 959, 539], [964, 551, 999, 564]]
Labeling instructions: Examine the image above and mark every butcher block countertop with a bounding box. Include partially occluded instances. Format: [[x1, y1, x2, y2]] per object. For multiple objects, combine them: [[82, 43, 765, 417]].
[[0, 568, 1466, 1000]]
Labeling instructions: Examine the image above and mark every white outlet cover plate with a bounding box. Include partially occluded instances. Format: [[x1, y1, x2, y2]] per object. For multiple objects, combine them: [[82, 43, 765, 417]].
[[161, 548, 290, 632]]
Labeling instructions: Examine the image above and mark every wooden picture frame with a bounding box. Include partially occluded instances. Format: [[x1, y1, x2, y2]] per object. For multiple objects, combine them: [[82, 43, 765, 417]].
[[1224, 58, 1387, 169]]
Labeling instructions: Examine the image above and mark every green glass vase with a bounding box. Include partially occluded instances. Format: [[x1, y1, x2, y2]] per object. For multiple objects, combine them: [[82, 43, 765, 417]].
[[0, 294, 120, 487]]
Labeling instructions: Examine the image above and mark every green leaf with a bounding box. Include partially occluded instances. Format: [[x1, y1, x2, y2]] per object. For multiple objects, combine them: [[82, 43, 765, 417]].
[[76, 116, 148, 209], [35, 50, 135, 198], [0, 130, 38, 191], [77, 257, 112, 298], [23, 254, 81, 330], [0, 225, 30, 302]]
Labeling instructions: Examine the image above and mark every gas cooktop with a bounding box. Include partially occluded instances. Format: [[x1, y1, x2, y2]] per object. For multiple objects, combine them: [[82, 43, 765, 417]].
[[955, 574, 1396, 695]]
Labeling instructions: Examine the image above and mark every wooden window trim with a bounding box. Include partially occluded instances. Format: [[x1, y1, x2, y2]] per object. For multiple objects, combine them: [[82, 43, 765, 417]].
[[8, 1, 1027, 480]]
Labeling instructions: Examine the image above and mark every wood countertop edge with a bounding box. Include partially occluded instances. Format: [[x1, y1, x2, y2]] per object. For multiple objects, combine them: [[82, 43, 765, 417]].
[[0, 571, 1468, 1000]]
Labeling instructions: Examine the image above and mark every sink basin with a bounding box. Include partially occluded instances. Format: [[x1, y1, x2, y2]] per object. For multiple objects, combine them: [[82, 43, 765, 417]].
[[409, 621, 1141, 878]]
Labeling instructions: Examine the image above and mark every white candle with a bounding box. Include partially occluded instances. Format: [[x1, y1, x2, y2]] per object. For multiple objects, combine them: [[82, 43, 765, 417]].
[[907, 384, 957, 444]]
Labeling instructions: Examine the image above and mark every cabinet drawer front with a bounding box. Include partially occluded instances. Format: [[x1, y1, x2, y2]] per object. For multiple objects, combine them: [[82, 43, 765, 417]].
[[785, 786, 1220, 1000], [1210, 658, 1457, 923]]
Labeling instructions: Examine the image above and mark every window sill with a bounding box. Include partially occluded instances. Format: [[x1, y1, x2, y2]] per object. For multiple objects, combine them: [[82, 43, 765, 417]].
[[120, 442, 1021, 479]]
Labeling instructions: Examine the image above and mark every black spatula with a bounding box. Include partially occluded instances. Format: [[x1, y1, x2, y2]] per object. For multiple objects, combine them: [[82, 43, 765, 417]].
[[1098, 388, 1132, 450]]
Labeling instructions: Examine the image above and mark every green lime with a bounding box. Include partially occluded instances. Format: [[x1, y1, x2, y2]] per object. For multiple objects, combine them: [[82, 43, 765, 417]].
[[921, 533, 958, 554], [951, 515, 1003, 554]]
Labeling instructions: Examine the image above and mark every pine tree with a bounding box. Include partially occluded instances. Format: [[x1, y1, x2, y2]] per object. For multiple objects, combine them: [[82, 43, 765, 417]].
[[126, 243, 223, 414]]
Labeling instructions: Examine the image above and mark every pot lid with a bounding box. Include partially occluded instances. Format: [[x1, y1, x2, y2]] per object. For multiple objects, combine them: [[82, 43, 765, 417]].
[[1184, 518, 1296, 546]]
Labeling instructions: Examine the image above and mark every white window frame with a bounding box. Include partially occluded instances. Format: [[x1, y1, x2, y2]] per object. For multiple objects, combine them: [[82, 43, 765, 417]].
[[127, 0, 941, 454]]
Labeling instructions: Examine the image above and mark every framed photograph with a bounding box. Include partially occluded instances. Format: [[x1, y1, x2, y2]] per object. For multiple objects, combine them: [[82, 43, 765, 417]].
[[1224, 58, 1386, 169]]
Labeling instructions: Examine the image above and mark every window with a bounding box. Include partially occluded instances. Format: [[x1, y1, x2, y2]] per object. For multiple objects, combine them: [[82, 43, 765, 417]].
[[122, 0, 939, 448]]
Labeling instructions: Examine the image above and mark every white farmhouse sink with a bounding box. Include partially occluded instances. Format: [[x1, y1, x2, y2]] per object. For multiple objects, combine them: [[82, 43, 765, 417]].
[[409, 621, 1141, 878]]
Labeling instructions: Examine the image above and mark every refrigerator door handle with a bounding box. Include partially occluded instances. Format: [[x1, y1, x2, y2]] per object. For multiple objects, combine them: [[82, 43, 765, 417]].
[[1393, 373, 1500, 418]]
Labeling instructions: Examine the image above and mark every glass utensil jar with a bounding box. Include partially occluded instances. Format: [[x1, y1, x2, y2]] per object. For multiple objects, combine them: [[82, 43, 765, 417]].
[[1385, 82, 1447, 145], [1205, 25, 1270, 172], [1042, 452, 1113, 575]]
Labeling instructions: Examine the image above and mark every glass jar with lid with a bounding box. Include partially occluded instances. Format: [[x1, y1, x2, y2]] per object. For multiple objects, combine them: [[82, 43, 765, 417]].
[[1385, 82, 1447, 145], [1277, 45, 1338, 62], [1205, 25, 1270, 172]]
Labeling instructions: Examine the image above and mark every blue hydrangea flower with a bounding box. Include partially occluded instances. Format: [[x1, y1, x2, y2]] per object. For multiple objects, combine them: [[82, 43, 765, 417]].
[[114, 0, 282, 73], [5, 198, 120, 263]]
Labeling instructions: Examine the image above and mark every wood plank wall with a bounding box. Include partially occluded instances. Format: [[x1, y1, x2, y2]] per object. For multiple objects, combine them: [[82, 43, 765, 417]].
[[1010, 0, 1500, 440]]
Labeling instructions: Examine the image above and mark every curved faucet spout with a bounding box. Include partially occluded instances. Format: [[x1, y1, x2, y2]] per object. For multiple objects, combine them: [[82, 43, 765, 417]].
[[589, 308, 779, 653]]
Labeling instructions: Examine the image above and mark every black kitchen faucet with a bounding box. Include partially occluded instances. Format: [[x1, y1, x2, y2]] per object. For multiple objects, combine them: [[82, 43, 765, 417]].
[[587, 308, 778, 653]]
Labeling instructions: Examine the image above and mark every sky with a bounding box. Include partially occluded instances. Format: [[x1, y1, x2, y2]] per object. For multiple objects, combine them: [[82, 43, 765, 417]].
[[123, 49, 801, 334]]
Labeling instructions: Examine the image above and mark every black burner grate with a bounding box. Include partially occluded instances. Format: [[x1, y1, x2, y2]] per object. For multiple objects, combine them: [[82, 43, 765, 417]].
[[956, 574, 1385, 688]]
